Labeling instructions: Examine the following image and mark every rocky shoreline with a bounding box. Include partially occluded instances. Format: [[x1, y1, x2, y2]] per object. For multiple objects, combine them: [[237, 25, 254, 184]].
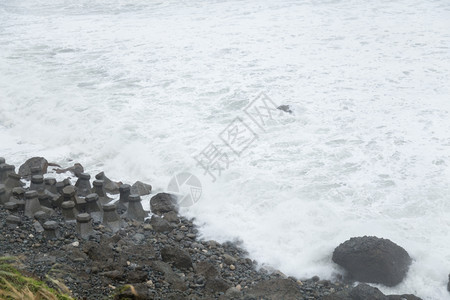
[[0, 157, 430, 299]]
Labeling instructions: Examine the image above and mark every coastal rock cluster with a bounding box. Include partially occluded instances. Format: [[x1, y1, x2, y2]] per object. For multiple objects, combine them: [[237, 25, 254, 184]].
[[0, 156, 430, 299]]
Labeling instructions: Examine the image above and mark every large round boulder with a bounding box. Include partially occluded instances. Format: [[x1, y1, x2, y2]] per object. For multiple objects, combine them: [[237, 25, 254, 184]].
[[19, 157, 48, 177], [332, 236, 411, 287], [150, 193, 178, 215]]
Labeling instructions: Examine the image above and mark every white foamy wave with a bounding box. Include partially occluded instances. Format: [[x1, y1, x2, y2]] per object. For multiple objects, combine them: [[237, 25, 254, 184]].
[[1, 0, 450, 298]]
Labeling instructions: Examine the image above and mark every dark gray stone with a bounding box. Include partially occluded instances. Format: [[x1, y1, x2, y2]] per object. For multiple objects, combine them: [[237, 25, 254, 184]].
[[196, 261, 219, 279], [277, 105, 292, 114], [150, 193, 178, 215], [205, 277, 230, 293], [244, 278, 303, 300], [19, 157, 48, 177], [196, 260, 230, 293], [350, 284, 388, 300], [55, 163, 84, 177], [131, 181, 152, 196], [6, 215, 21, 228], [160, 246, 193, 270], [163, 211, 180, 223], [150, 215, 172, 233], [332, 236, 411, 286]]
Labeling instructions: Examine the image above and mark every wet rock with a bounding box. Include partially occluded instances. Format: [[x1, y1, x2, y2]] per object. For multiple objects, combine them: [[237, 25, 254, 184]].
[[332, 236, 411, 286], [131, 181, 152, 196], [163, 211, 180, 223], [161, 245, 193, 270], [150, 193, 178, 215], [95, 171, 120, 194], [150, 215, 172, 233], [245, 278, 304, 300], [19, 157, 48, 177], [277, 105, 292, 114], [55, 163, 84, 177], [350, 283, 388, 300], [324, 283, 421, 300]]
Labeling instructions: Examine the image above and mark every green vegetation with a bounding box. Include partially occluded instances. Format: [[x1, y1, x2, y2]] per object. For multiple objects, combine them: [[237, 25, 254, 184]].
[[0, 257, 73, 300]]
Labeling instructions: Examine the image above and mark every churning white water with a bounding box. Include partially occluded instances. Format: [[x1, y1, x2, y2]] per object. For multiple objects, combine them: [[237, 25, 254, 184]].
[[1, 0, 450, 298]]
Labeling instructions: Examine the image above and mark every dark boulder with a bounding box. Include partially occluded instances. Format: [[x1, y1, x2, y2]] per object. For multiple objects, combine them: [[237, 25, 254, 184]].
[[131, 181, 152, 196], [19, 157, 48, 177], [160, 246, 193, 270], [277, 105, 292, 114], [448, 274, 450, 292], [150, 215, 173, 233], [350, 284, 388, 300], [323, 283, 388, 300], [150, 193, 178, 215], [332, 236, 411, 286], [163, 211, 180, 224], [244, 278, 303, 300]]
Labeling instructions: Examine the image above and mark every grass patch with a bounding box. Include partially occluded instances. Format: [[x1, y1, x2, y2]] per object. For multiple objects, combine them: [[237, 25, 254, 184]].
[[0, 256, 73, 300]]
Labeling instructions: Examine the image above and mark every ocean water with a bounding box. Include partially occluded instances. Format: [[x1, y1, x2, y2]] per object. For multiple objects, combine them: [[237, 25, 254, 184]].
[[1, 0, 450, 298]]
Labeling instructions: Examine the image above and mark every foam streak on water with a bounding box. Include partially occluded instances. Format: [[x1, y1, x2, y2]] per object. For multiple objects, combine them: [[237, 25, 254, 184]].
[[1, 1, 450, 298]]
